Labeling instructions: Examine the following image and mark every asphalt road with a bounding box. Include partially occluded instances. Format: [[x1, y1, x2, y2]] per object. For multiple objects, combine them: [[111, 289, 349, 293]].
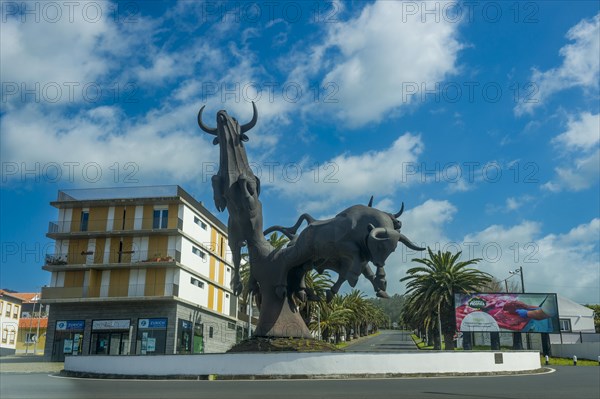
[[2, 367, 599, 399], [2, 332, 598, 399], [345, 329, 419, 351]]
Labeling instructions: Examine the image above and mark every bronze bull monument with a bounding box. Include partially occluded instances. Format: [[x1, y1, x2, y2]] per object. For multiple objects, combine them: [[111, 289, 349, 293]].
[[198, 102, 424, 338]]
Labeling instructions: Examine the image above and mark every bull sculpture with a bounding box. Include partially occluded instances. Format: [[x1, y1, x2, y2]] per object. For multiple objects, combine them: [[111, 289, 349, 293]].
[[198, 101, 425, 338], [198, 103, 261, 296], [265, 202, 424, 302]]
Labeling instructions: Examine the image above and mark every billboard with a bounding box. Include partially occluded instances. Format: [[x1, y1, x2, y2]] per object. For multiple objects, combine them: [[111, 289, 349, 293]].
[[455, 293, 560, 333]]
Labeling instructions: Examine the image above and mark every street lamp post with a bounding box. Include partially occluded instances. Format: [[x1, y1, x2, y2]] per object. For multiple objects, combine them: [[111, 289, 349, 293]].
[[509, 266, 525, 293], [509, 266, 527, 350]]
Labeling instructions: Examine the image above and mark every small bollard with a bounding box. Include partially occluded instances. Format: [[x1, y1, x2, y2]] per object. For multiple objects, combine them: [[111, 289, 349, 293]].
[[545, 355, 549, 365], [573, 355, 577, 366]]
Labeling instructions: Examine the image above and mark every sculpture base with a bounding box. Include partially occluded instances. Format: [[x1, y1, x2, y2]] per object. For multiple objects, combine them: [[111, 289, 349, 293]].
[[227, 337, 341, 353], [64, 351, 544, 379]]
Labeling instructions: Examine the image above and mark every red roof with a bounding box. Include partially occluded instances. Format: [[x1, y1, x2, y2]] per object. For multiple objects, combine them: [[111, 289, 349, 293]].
[[9, 292, 41, 303], [19, 318, 48, 328]]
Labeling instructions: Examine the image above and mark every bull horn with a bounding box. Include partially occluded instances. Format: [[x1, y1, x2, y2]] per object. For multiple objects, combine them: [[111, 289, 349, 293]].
[[368, 196, 374, 207], [398, 233, 425, 251], [198, 105, 217, 135], [240, 101, 258, 133], [394, 202, 405, 218], [369, 226, 388, 241]]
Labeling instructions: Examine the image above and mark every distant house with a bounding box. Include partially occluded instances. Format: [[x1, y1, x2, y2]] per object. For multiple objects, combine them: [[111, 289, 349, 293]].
[[556, 295, 595, 333], [551, 295, 598, 360], [12, 292, 48, 355], [0, 290, 23, 356]]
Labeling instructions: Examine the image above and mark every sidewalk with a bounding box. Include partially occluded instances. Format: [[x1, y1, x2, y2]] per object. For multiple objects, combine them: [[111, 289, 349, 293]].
[[0, 356, 64, 373]]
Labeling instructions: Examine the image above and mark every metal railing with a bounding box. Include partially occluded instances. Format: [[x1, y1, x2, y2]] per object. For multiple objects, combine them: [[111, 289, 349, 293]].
[[42, 283, 179, 299], [48, 217, 183, 234], [45, 249, 181, 266]]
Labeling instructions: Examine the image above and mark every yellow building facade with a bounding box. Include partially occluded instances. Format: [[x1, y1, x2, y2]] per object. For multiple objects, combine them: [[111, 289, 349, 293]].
[[42, 186, 242, 360]]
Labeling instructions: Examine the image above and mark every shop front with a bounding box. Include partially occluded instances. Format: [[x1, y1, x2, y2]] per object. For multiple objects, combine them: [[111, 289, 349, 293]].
[[52, 320, 85, 361], [176, 319, 203, 354], [90, 319, 132, 355], [135, 318, 167, 355]]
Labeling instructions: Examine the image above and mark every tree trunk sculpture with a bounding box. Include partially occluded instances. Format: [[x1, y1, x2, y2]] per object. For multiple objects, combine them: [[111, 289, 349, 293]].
[[198, 102, 424, 338]]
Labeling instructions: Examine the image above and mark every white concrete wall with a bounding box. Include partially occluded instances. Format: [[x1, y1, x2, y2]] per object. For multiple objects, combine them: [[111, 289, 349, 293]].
[[65, 351, 542, 377], [182, 205, 211, 245], [180, 237, 210, 276], [176, 269, 209, 306], [551, 343, 600, 361]]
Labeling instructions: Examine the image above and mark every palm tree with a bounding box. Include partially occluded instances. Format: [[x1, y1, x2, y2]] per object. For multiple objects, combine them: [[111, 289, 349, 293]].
[[310, 295, 353, 343], [401, 248, 492, 350]]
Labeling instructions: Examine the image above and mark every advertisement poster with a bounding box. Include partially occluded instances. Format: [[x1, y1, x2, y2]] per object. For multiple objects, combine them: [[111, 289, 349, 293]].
[[455, 293, 560, 333], [63, 339, 73, 354], [147, 338, 156, 352]]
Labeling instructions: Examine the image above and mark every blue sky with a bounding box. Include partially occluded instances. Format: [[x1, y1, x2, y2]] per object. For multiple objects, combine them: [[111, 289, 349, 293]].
[[1, 1, 599, 303]]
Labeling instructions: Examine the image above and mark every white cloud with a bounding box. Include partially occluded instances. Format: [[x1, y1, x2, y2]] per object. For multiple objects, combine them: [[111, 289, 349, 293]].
[[462, 219, 600, 304], [516, 13, 600, 115], [544, 112, 600, 192], [0, 103, 216, 186], [0, 1, 157, 106], [353, 210, 599, 303], [266, 133, 424, 212], [287, 0, 463, 127], [552, 112, 600, 151]]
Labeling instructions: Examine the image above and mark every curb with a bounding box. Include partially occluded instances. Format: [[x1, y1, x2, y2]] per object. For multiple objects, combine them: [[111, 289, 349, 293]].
[[59, 367, 552, 380]]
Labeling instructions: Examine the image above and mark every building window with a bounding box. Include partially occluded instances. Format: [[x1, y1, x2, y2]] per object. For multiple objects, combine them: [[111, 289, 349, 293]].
[[80, 211, 89, 231], [13, 305, 19, 319], [153, 209, 168, 229], [225, 293, 229, 299], [559, 319, 572, 332], [8, 330, 15, 345], [5, 303, 11, 318], [1, 328, 7, 343], [190, 277, 205, 288], [192, 246, 206, 260], [227, 322, 235, 330], [209, 326, 214, 338], [194, 216, 207, 230], [0, 301, 3, 314]]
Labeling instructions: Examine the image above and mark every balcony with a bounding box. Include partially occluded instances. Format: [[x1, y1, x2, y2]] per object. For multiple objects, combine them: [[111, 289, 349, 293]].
[[44, 248, 181, 267], [48, 217, 183, 236], [42, 283, 179, 301]]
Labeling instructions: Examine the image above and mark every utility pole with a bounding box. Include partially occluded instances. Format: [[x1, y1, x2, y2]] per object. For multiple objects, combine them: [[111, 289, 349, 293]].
[[25, 299, 36, 355], [248, 292, 253, 339], [519, 266, 525, 293], [317, 304, 321, 340]]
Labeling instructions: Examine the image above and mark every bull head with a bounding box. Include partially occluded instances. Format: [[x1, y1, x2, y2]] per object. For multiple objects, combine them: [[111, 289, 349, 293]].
[[367, 222, 425, 267], [198, 101, 258, 145]]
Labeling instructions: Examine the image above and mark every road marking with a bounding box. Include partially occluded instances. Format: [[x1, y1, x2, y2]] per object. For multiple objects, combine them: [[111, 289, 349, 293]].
[[48, 368, 556, 382]]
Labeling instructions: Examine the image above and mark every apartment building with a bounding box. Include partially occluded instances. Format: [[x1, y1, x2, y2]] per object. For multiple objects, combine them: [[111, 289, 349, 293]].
[[41, 186, 240, 361], [0, 289, 22, 355]]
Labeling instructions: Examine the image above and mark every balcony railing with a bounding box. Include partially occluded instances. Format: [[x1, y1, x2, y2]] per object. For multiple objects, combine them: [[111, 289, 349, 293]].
[[42, 283, 179, 300], [45, 248, 181, 266], [48, 217, 183, 234]]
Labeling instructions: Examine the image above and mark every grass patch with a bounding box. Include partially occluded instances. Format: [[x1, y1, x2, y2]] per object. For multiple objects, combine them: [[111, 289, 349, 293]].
[[411, 334, 430, 349], [542, 356, 599, 366], [228, 337, 341, 353]]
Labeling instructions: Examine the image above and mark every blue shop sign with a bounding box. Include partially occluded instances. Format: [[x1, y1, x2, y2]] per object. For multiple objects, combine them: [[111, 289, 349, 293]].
[[181, 320, 192, 329], [138, 318, 168, 329], [56, 320, 85, 331]]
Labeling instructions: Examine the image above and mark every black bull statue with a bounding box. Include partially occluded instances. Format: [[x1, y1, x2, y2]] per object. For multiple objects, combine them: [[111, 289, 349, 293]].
[[198, 102, 424, 338]]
